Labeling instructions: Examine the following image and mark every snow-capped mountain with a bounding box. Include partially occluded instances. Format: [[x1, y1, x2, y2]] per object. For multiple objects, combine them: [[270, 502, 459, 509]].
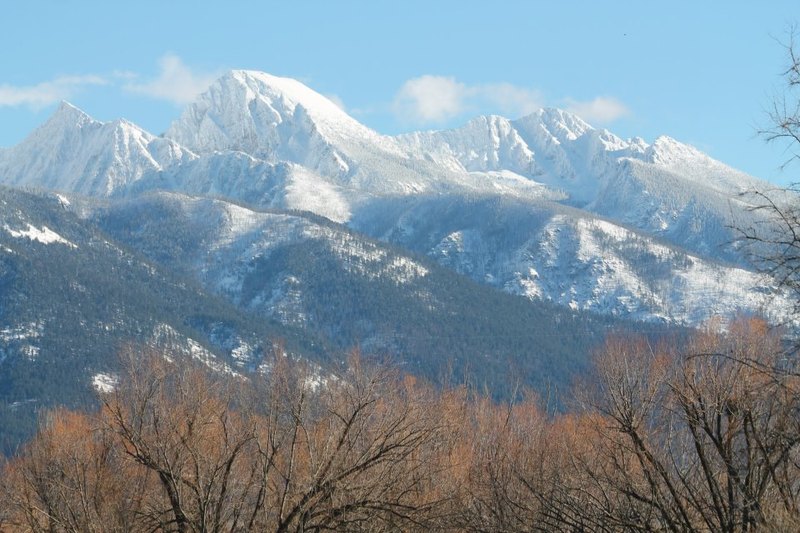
[[2, 185, 675, 452], [165, 70, 383, 165], [351, 194, 790, 326], [0, 102, 194, 196], [0, 187, 326, 453], [164, 70, 547, 200], [90, 191, 647, 394], [396, 109, 773, 263], [0, 70, 791, 327], [397, 109, 607, 203]]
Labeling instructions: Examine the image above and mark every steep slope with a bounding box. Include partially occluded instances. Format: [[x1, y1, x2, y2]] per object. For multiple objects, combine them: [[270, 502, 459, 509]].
[[395, 109, 774, 264], [397, 109, 625, 204], [164, 70, 547, 200], [351, 194, 791, 326], [92, 192, 674, 399], [0, 71, 791, 330], [165, 70, 382, 163], [0, 187, 327, 454], [0, 102, 194, 196]]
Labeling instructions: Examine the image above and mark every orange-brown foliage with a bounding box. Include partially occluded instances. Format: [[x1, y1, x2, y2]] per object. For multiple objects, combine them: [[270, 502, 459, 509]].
[[0, 317, 797, 532]]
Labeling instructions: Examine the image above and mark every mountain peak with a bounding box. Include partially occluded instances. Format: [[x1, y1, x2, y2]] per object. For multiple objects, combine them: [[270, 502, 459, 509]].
[[111, 117, 154, 139], [55, 100, 87, 115], [0, 101, 193, 197], [532, 107, 594, 140], [646, 135, 706, 165], [165, 69, 380, 162], [222, 70, 352, 125], [47, 101, 96, 129]]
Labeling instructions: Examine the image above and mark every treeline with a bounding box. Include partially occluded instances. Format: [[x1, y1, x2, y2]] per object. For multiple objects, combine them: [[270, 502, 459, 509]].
[[1, 318, 798, 532]]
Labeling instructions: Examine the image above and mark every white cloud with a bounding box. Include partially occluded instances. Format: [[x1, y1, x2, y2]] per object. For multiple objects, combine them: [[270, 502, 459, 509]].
[[480, 83, 543, 117], [0, 75, 107, 109], [393, 75, 468, 123], [393, 76, 630, 127], [392, 76, 543, 125], [563, 96, 630, 124], [111, 70, 138, 81], [125, 54, 221, 105], [0, 55, 220, 111]]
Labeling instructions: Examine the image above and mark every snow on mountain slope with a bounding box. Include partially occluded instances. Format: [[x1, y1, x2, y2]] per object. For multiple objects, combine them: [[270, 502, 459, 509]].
[[164, 71, 548, 200], [165, 70, 399, 182], [0, 96, 358, 222], [0, 102, 195, 196], [4, 223, 77, 248], [352, 194, 791, 326], [396, 107, 765, 206], [133, 153, 354, 223], [165, 70, 381, 158], [396, 107, 776, 263], [396, 109, 632, 205], [508, 214, 787, 325], [90, 192, 439, 334], [638, 135, 759, 195], [588, 157, 758, 262], [157, 194, 429, 306], [398, 115, 538, 175], [0, 70, 793, 329]]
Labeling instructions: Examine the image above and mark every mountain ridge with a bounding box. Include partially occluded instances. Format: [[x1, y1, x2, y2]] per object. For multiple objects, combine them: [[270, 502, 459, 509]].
[[0, 70, 791, 327]]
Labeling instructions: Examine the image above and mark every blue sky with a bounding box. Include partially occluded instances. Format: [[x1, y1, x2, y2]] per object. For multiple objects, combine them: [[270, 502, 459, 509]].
[[2, 1, 798, 184]]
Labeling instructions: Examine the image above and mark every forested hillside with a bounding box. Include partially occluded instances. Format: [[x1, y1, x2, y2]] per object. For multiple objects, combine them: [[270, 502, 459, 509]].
[[0, 188, 679, 454]]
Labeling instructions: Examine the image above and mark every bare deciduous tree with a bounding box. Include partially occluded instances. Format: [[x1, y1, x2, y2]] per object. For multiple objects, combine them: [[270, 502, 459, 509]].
[[257, 351, 446, 532], [1, 320, 797, 532], [0, 408, 143, 532], [739, 28, 800, 319], [0, 346, 449, 533], [102, 346, 261, 533], [564, 319, 800, 532]]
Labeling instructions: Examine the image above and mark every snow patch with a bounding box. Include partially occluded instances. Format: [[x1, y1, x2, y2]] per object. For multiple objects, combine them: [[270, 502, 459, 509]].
[[306, 228, 428, 283], [231, 341, 255, 364], [262, 274, 308, 326], [55, 193, 71, 207], [0, 322, 42, 343], [92, 373, 118, 393], [284, 166, 351, 223], [0, 322, 43, 363], [5, 223, 77, 248], [150, 323, 238, 375], [304, 373, 326, 392], [20, 344, 39, 360], [215, 203, 266, 248]]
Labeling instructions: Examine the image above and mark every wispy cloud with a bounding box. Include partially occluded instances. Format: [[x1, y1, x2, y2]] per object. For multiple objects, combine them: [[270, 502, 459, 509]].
[[392, 75, 468, 123], [480, 82, 543, 117], [124, 54, 221, 105], [0, 55, 222, 111], [392, 76, 630, 127], [563, 96, 630, 124], [392, 75, 543, 125], [0, 75, 108, 109]]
